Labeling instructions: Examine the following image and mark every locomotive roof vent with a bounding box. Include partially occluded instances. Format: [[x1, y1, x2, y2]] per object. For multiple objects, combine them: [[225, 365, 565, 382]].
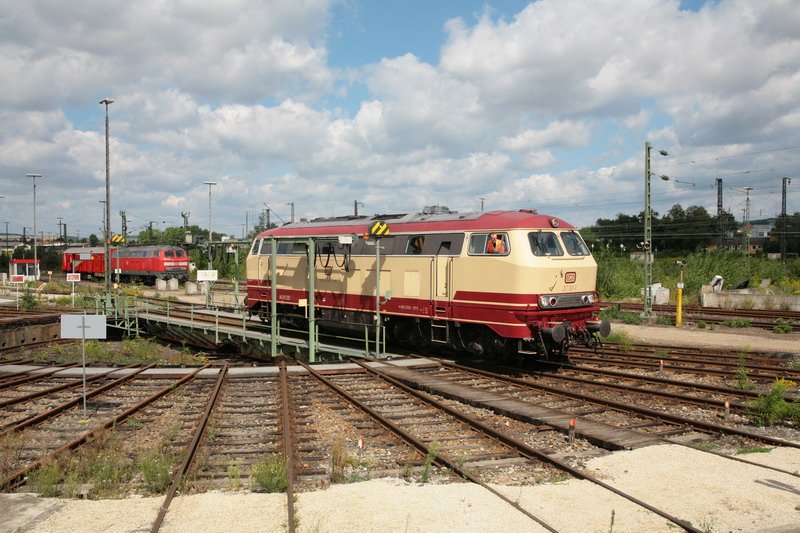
[[371, 213, 406, 220], [422, 205, 453, 215]]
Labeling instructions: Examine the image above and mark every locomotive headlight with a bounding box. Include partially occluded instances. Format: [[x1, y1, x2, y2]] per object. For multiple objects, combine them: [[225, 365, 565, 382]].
[[587, 293, 596, 304], [581, 294, 589, 304], [539, 295, 558, 308]]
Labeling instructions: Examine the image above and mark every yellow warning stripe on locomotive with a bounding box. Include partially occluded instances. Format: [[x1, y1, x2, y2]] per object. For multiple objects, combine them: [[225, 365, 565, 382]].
[[369, 221, 390, 238]]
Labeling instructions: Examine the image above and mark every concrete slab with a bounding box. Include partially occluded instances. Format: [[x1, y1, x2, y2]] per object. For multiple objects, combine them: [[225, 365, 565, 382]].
[[0, 359, 439, 380], [0, 365, 74, 377], [0, 493, 64, 533]]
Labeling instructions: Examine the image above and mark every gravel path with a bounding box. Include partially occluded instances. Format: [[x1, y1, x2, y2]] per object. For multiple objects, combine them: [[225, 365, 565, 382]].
[[612, 323, 800, 355]]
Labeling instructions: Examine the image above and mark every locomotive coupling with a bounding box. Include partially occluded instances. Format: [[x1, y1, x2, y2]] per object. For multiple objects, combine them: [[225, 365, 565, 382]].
[[585, 320, 611, 337]]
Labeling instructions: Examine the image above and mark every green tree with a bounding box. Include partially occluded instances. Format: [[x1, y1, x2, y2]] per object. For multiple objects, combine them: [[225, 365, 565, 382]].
[[250, 210, 277, 239]]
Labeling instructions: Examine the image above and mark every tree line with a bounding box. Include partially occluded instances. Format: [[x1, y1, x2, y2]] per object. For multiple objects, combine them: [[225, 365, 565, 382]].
[[583, 203, 800, 255]]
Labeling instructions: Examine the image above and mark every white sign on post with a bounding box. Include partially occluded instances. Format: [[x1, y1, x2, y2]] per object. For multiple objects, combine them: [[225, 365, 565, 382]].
[[61, 315, 107, 420], [61, 315, 107, 339], [196, 269, 218, 282], [66, 273, 80, 306]]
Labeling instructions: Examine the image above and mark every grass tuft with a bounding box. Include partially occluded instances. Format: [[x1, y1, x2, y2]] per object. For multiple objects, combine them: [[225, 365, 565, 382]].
[[251, 455, 288, 493]]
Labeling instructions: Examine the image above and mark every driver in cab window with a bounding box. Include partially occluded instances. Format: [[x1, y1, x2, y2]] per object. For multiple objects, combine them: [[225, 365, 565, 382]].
[[487, 233, 507, 254]]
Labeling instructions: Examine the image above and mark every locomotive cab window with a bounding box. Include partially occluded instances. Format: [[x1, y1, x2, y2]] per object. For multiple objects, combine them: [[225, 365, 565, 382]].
[[529, 231, 563, 256], [165, 251, 174, 258], [406, 236, 425, 255], [468, 233, 509, 256], [403, 234, 463, 256], [250, 239, 261, 255], [561, 231, 590, 256]]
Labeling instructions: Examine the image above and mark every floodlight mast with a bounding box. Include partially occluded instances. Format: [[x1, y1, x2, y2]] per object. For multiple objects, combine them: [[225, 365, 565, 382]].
[[100, 98, 114, 297]]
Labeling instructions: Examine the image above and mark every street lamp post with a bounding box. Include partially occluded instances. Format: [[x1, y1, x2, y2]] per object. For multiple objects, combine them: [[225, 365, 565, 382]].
[[642, 142, 668, 319], [781, 177, 792, 260], [100, 99, 113, 298], [4, 222, 8, 275], [742, 187, 753, 252], [26, 173, 42, 280], [204, 181, 217, 267]]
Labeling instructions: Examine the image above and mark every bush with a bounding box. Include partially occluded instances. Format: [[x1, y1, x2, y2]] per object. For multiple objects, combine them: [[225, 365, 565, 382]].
[[773, 319, 793, 334], [655, 315, 674, 326], [747, 379, 800, 426], [19, 292, 38, 310], [723, 319, 751, 329], [251, 455, 287, 493], [594, 249, 799, 303], [120, 337, 160, 363]]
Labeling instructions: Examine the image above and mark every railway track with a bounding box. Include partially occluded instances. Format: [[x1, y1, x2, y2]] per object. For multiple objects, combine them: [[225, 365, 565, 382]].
[[3, 329, 800, 531], [0, 359, 715, 532], [573, 344, 800, 382], [607, 301, 800, 331], [395, 358, 800, 451]]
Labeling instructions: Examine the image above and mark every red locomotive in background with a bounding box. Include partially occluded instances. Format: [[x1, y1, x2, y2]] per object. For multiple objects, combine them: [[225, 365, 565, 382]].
[[62, 246, 189, 283]]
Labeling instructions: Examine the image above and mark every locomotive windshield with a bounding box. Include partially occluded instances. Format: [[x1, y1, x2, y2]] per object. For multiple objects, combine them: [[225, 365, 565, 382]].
[[528, 232, 563, 256], [560, 231, 591, 256]]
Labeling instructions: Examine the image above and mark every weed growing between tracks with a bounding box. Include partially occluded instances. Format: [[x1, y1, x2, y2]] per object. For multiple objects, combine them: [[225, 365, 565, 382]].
[[329, 439, 373, 484], [420, 442, 440, 484], [227, 459, 242, 490], [747, 379, 800, 427], [251, 454, 288, 493], [735, 446, 772, 455], [722, 319, 751, 329], [603, 331, 633, 352], [26, 430, 131, 499], [139, 450, 174, 493], [23, 416, 187, 498], [0, 433, 23, 477], [733, 352, 755, 391], [773, 318, 794, 334]]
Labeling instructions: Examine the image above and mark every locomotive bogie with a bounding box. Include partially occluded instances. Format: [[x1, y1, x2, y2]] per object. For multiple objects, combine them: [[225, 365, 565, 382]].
[[246, 210, 610, 360]]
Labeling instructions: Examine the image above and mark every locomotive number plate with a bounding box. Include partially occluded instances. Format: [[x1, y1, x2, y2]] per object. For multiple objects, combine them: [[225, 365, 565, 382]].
[[564, 272, 576, 283]]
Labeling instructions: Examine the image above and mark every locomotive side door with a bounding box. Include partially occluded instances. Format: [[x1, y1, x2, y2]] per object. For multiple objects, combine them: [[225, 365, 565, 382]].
[[433, 241, 453, 317]]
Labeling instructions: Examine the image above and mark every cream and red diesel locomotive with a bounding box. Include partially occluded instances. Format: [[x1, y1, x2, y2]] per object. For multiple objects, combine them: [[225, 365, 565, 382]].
[[245, 207, 610, 360]]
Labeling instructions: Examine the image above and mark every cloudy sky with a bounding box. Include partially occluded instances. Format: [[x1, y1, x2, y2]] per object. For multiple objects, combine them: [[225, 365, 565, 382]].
[[1, 0, 799, 241]]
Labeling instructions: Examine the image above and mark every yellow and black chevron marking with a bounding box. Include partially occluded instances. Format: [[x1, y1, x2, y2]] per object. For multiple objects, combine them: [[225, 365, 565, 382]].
[[369, 220, 391, 238], [110, 234, 125, 244]]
